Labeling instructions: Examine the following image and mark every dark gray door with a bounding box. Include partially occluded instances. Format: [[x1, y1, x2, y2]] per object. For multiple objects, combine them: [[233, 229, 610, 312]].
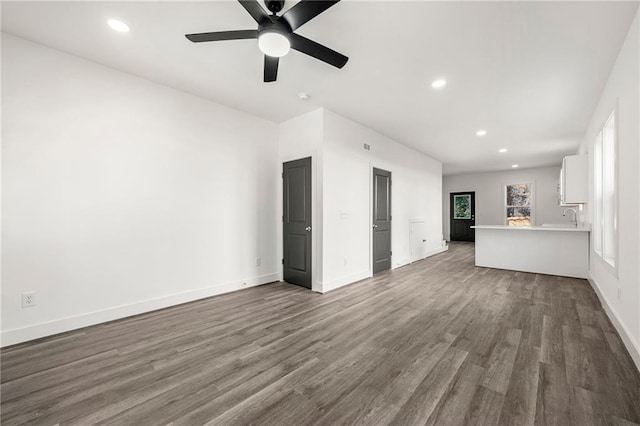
[[373, 168, 392, 274], [450, 191, 475, 242], [283, 157, 312, 289]]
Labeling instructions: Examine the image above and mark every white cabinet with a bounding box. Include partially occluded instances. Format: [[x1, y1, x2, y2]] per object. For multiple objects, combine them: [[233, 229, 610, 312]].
[[473, 226, 589, 278], [560, 155, 587, 205]]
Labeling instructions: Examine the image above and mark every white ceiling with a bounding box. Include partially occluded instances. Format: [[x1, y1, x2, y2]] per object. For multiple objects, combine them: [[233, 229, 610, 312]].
[[2, 1, 637, 175]]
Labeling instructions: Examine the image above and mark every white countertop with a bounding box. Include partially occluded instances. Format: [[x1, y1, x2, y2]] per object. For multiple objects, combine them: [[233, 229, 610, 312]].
[[472, 225, 591, 232]]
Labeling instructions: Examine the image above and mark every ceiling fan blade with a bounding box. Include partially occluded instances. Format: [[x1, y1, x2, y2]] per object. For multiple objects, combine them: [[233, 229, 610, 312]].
[[282, 0, 340, 31], [264, 55, 279, 82], [185, 30, 258, 43], [238, 0, 273, 24], [290, 33, 348, 69]]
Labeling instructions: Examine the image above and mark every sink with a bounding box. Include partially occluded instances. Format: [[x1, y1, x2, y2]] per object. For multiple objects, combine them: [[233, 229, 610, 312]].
[[541, 223, 577, 228]]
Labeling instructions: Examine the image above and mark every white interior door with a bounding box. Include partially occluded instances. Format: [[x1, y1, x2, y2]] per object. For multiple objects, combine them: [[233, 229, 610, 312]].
[[410, 220, 426, 262]]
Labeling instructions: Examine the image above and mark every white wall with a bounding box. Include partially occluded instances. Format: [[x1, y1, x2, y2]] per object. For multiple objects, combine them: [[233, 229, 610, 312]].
[[277, 108, 444, 293], [442, 166, 571, 240], [1, 35, 279, 346], [2, 36, 444, 344], [577, 11, 640, 369], [322, 110, 444, 292]]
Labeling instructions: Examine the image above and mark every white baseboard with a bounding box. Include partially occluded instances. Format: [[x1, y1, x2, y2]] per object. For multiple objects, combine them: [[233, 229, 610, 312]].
[[0, 273, 279, 348], [321, 270, 371, 293], [321, 247, 449, 294], [394, 257, 411, 269], [587, 276, 640, 372], [425, 245, 449, 258], [404, 245, 450, 266]]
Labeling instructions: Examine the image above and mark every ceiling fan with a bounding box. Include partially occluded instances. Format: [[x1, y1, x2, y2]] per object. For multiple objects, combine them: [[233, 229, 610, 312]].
[[185, 0, 348, 82]]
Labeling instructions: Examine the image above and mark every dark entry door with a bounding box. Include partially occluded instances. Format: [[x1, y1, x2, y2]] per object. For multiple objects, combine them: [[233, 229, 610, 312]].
[[283, 157, 312, 289], [373, 168, 392, 274], [450, 192, 475, 242]]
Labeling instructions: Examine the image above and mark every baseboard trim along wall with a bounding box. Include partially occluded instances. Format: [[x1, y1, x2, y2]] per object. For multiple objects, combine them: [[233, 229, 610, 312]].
[[321, 270, 371, 293], [396, 246, 449, 269], [587, 277, 640, 372], [322, 246, 449, 294], [424, 246, 449, 259], [0, 272, 279, 348], [2, 247, 452, 346], [394, 257, 411, 269]]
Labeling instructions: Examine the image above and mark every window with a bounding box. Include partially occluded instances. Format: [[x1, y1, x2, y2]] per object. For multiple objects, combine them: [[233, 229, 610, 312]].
[[453, 194, 471, 219], [506, 183, 533, 227], [594, 110, 616, 267]]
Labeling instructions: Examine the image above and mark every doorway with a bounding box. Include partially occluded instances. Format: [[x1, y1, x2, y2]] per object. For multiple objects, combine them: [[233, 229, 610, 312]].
[[283, 157, 312, 289], [450, 191, 475, 242], [373, 168, 392, 274]]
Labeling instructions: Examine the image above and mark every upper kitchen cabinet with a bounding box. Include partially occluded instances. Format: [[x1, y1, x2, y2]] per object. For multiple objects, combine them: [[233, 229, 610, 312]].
[[560, 155, 588, 205]]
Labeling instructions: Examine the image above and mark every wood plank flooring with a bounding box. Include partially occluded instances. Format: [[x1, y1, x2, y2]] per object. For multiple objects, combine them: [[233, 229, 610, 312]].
[[2, 242, 640, 425]]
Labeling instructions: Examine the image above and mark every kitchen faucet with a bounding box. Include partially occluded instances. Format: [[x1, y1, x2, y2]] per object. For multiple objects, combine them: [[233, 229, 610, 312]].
[[563, 207, 578, 226]]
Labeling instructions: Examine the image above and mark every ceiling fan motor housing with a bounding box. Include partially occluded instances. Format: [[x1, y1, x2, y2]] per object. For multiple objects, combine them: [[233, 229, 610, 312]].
[[265, 0, 285, 14], [258, 18, 292, 38]]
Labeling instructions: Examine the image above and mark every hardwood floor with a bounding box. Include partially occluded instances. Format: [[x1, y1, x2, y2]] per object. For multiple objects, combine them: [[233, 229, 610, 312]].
[[2, 242, 639, 425]]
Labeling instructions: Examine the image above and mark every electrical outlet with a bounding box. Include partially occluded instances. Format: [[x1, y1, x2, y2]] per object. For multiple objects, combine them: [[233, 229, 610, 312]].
[[22, 292, 36, 308], [256, 257, 261, 267], [344, 258, 348, 266]]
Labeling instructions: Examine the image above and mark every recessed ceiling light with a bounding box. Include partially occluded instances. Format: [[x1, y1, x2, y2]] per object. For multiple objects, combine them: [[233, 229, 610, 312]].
[[499, 148, 508, 153], [476, 130, 487, 137], [431, 79, 447, 89], [107, 19, 130, 33], [512, 164, 519, 168], [298, 92, 310, 101]]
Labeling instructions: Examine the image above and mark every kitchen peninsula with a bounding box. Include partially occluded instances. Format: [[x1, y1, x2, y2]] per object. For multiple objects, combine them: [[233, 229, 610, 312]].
[[472, 225, 590, 278]]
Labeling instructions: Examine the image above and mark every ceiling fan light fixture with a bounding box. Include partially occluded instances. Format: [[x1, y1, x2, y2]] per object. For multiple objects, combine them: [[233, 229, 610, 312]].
[[258, 31, 290, 57], [107, 18, 130, 33], [431, 79, 447, 89]]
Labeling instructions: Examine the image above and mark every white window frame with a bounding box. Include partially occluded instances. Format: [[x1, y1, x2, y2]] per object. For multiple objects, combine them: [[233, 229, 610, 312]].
[[505, 182, 535, 226], [593, 109, 617, 270]]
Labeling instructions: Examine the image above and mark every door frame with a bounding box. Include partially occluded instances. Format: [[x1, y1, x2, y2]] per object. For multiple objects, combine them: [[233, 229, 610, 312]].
[[279, 151, 320, 292], [369, 163, 392, 275]]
